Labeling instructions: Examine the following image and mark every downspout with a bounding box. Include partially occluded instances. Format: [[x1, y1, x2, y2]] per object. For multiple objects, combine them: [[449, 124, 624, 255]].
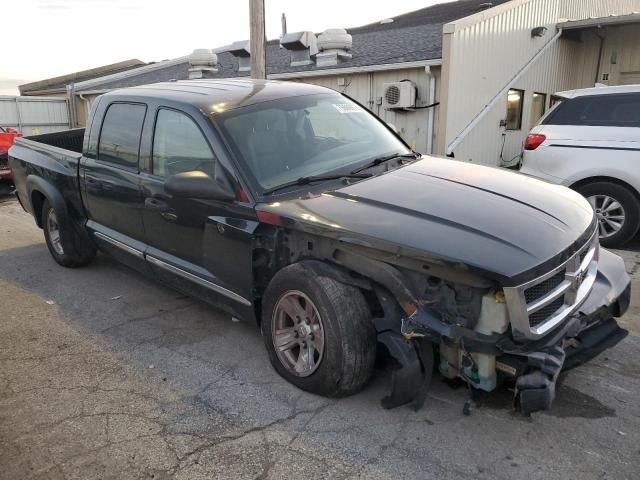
[[425, 66, 436, 154], [593, 30, 605, 85], [14, 97, 23, 133], [446, 28, 563, 156], [66, 83, 78, 128], [79, 93, 90, 126]]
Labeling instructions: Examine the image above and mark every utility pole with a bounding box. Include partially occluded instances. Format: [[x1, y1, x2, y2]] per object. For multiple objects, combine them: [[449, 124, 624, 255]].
[[249, 0, 267, 79]]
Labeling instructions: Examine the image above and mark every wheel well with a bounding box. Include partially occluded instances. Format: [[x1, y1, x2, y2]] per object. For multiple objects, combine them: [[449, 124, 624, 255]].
[[570, 176, 640, 202], [31, 190, 46, 228]]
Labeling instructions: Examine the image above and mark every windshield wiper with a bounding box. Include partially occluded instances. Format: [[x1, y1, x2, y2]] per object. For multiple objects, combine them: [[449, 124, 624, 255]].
[[262, 173, 371, 196], [350, 152, 419, 174]]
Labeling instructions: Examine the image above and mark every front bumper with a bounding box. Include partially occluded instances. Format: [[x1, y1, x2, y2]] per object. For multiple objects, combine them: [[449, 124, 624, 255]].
[[383, 248, 630, 414], [497, 248, 630, 414]]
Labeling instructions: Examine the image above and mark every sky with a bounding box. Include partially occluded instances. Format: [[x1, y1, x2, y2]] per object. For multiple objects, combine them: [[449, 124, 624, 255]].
[[0, 0, 446, 95]]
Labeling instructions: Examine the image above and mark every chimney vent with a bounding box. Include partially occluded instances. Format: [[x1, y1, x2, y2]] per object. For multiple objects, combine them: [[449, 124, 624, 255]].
[[280, 31, 318, 67], [188, 49, 218, 79], [228, 40, 251, 72], [316, 29, 352, 67]]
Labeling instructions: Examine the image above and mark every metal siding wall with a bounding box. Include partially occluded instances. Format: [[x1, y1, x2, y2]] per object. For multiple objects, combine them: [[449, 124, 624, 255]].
[[445, 0, 640, 165], [288, 67, 439, 154], [600, 24, 640, 85], [0, 96, 70, 135]]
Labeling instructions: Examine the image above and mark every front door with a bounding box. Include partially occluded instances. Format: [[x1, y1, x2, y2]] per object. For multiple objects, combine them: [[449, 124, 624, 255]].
[[140, 107, 257, 317]]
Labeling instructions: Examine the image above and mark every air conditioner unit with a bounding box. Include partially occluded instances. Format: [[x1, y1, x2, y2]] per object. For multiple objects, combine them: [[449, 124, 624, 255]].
[[382, 81, 417, 110]]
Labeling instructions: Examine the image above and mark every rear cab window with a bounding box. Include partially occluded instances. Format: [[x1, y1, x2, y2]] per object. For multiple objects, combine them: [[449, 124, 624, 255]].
[[98, 103, 147, 169], [542, 93, 640, 128]]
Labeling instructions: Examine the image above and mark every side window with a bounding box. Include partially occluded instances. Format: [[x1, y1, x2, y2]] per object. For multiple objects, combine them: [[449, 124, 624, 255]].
[[544, 93, 640, 127], [505, 89, 524, 130], [98, 103, 146, 169], [152, 109, 216, 177]]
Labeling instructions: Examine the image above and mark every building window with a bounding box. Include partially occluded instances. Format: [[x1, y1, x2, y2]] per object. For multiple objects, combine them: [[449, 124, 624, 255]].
[[549, 95, 564, 109], [530, 92, 547, 126], [506, 89, 524, 130]]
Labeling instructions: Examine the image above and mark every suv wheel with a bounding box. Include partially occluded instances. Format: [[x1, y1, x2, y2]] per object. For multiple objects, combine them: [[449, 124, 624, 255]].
[[42, 199, 96, 267], [577, 182, 640, 248], [261, 263, 376, 397]]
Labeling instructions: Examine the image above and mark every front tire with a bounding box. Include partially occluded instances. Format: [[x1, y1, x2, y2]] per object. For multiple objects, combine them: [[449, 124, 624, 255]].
[[42, 200, 95, 268], [261, 263, 376, 397], [576, 182, 640, 248]]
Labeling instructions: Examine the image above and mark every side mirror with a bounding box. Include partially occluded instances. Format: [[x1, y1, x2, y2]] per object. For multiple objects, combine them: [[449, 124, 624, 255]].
[[164, 171, 236, 201]]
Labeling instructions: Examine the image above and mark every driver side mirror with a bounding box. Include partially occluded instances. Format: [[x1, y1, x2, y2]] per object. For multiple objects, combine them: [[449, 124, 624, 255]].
[[164, 171, 236, 202]]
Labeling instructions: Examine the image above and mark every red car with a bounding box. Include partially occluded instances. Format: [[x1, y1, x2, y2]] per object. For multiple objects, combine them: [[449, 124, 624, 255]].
[[0, 127, 22, 181]]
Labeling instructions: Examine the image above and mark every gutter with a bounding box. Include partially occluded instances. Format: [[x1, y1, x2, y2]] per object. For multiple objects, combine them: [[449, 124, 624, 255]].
[[269, 59, 441, 79], [446, 28, 563, 156]]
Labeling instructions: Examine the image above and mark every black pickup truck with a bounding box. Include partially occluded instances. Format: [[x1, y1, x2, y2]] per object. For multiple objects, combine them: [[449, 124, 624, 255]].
[[9, 79, 631, 414]]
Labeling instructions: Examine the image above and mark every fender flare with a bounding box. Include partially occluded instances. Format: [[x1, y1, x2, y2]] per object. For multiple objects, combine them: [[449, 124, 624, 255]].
[[26, 175, 78, 253]]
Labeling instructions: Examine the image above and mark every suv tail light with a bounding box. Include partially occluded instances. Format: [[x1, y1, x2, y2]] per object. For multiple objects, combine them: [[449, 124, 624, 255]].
[[524, 134, 546, 151]]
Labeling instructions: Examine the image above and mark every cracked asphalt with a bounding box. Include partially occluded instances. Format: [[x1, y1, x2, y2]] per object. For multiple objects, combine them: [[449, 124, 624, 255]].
[[1, 197, 640, 479]]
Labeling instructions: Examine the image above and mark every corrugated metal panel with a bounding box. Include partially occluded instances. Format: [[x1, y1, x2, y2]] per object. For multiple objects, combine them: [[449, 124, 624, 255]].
[[443, 0, 640, 165], [289, 67, 440, 153], [0, 96, 70, 134]]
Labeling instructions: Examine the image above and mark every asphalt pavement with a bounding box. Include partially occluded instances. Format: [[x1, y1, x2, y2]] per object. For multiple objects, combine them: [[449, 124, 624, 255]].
[[1, 197, 640, 479]]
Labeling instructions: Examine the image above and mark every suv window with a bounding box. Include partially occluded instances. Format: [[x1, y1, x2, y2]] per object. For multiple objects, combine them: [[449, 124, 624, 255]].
[[98, 103, 146, 169], [152, 109, 216, 177], [543, 93, 640, 127]]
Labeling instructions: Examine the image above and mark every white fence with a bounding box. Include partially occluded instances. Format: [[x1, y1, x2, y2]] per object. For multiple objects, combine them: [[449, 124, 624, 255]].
[[0, 96, 70, 135]]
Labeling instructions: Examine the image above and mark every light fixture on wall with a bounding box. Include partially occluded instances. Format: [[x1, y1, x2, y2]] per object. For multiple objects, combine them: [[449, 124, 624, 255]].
[[531, 26, 547, 37]]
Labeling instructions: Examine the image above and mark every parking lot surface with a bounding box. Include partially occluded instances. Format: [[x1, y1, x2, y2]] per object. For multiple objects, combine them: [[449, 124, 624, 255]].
[[1, 197, 640, 479]]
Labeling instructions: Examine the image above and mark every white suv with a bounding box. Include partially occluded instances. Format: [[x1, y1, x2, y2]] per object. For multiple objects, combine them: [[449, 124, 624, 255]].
[[520, 84, 640, 247]]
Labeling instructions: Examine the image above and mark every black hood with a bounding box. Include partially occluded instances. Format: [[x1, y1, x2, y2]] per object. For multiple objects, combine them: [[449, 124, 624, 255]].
[[258, 158, 595, 284]]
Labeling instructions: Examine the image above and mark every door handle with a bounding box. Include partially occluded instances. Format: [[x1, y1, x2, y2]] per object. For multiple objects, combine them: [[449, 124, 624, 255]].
[[160, 212, 178, 222], [145, 197, 169, 211]]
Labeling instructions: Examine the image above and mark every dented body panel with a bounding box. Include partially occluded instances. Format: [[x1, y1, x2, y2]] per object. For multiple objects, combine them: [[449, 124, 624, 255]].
[[257, 158, 595, 286]]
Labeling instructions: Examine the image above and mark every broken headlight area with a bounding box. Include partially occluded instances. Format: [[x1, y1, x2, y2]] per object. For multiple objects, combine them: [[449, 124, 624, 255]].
[[375, 272, 629, 416]]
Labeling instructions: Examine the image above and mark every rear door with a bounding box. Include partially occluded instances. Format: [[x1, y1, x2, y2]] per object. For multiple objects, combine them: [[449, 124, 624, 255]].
[[82, 101, 149, 269], [139, 105, 257, 317]]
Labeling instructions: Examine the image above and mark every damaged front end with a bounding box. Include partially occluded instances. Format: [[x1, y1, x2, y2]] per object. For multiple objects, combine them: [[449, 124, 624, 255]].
[[370, 237, 630, 415]]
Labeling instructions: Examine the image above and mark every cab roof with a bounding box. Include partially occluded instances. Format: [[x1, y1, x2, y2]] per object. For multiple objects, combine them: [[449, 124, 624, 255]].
[[104, 79, 333, 114]]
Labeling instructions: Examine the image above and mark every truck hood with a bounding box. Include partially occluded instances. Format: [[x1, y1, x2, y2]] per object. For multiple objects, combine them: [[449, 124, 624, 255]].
[[258, 158, 595, 284]]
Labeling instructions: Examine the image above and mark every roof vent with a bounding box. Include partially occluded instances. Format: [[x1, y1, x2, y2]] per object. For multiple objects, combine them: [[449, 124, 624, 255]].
[[316, 28, 352, 67], [280, 31, 318, 67], [188, 49, 218, 79], [227, 40, 251, 72]]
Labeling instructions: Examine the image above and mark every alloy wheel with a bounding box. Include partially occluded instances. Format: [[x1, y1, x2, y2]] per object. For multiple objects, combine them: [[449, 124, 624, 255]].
[[47, 208, 64, 255], [272, 290, 325, 377], [588, 194, 626, 239]]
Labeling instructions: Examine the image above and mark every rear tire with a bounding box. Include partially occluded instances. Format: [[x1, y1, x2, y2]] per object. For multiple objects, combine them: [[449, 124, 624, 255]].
[[42, 199, 95, 268], [576, 182, 640, 248], [261, 263, 376, 398]]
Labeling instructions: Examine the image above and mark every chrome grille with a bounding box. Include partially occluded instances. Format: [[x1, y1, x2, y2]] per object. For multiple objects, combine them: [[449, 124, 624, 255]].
[[529, 297, 564, 326], [503, 228, 599, 340], [524, 270, 565, 304]]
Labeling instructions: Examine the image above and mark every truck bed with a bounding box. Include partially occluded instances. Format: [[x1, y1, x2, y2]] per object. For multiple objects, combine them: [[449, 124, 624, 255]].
[[23, 128, 85, 153], [8, 128, 86, 223]]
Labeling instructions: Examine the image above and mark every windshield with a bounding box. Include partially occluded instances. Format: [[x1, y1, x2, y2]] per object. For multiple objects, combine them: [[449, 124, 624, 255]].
[[216, 93, 411, 192]]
